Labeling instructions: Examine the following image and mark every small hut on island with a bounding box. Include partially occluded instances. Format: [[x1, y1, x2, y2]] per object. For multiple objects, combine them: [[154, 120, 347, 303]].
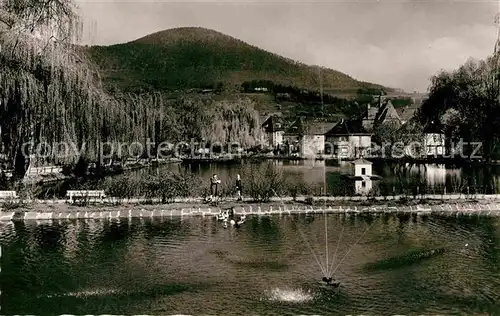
[[343, 159, 383, 195]]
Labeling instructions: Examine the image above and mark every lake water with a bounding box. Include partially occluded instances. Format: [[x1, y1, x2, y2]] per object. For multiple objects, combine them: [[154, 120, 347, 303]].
[[133, 160, 500, 195], [1, 213, 500, 315]]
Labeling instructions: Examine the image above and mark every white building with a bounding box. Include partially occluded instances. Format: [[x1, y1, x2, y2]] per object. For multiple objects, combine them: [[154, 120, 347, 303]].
[[325, 119, 372, 159], [352, 158, 373, 177], [301, 122, 337, 158], [283, 118, 336, 158], [424, 125, 445, 157], [351, 159, 375, 196], [261, 115, 284, 148]]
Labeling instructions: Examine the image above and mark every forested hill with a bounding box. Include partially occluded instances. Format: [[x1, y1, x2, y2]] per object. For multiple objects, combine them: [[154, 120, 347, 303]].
[[85, 27, 392, 93]]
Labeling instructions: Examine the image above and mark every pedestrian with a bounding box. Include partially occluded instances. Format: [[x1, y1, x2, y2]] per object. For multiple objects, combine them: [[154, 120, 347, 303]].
[[236, 174, 242, 201], [210, 173, 221, 202]]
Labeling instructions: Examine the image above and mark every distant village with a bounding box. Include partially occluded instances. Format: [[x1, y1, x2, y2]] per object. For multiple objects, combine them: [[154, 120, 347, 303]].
[[260, 95, 446, 160]]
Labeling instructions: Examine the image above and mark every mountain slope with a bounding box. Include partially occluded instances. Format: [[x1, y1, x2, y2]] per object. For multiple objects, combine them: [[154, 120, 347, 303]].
[[86, 27, 390, 93]]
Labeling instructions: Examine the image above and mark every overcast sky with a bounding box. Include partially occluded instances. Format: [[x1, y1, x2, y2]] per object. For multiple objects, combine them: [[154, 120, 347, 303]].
[[76, 0, 499, 92]]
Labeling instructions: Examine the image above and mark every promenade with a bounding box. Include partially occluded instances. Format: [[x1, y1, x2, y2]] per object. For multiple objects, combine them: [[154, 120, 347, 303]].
[[2, 194, 500, 221]]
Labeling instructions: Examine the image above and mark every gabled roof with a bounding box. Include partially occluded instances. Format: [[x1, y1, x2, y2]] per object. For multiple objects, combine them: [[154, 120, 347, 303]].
[[262, 116, 284, 132], [376, 100, 401, 123], [397, 106, 417, 123], [363, 99, 401, 126], [284, 118, 338, 135], [325, 119, 371, 136], [260, 115, 270, 125], [352, 158, 373, 165], [303, 122, 338, 135], [284, 117, 304, 135]]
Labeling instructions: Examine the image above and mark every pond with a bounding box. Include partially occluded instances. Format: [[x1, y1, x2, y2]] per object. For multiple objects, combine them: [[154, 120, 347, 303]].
[[129, 159, 500, 196], [1, 213, 499, 315]]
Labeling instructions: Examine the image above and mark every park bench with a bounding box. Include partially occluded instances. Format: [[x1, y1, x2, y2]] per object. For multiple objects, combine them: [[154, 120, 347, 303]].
[[66, 190, 106, 203], [0, 191, 18, 200], [25, 166, 63, 177]]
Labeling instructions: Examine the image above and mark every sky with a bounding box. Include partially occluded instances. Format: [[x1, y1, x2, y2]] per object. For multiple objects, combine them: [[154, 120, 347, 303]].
[[76, 0, 499, 93]]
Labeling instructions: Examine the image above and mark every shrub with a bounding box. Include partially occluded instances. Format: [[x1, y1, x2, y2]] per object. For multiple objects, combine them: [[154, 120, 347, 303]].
[[103, 175, 140, 199], [240, 162, 285, 202], [102, 168, 202, 202], [283, 173, 313, 200]]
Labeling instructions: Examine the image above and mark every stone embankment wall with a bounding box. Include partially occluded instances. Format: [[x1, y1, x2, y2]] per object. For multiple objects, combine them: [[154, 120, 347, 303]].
[[2, 203, 500, 221]]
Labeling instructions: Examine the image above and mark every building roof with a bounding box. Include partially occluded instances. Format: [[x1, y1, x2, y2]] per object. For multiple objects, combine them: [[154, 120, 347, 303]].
[[376, 100, 401, 123], [397, 106, 417, 123], [262, 116, 284, 132], [303, 122, 338, 135], [352, 158, 373, 165], [423, 123, 445, 134], [284, 118, 303, 135], [362, 99, 402, 129], [284, 118, 339, 136], [325, 119, 371, 136], [259, 115, 270, 125]]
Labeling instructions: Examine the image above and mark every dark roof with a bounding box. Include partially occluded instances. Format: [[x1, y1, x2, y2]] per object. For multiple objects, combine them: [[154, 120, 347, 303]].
[[303, 122, 338, 135], [423, 123, 444, 134], [362, 99, 402, 127], [397, 106, 417, 123], [376, 100, 401, 123], [325, 119, 371, 136], [262, 116, 284, 132], [284, 118, 304, 135], [284, 118, 339, 135]]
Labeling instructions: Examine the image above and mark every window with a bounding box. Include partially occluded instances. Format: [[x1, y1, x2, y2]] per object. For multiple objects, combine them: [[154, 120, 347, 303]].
[[361, 168, 366, 175], [362, 181, 366, 188]]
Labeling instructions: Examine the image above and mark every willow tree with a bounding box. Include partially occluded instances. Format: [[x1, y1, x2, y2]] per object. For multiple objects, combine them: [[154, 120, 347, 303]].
[[416, 57, 500, 160], [0, 0, 132, 176], [203, 98, 263, 148]]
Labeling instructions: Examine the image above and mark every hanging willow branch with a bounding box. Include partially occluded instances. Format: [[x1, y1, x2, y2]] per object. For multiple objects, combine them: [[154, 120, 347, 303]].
[[0, 1, 265, 177]]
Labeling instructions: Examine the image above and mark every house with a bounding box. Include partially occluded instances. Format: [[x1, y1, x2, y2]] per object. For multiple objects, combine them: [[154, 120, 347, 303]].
[[397, 98, 421, 125], [283, 118, 336, 157], [261, 115, 284, 148], [283, 118, 303, 154], [397, 106, 418, 125], [300, 121, 337, 158], [362, 96, 402, 131], [325, 119, 372, 159], [424, 123, 445, 157]]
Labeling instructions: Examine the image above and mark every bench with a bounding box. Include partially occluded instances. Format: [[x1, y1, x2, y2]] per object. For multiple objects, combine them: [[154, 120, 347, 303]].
[[66, 190, 106, 203], [0, 191, 18, 199], [25, 166, 63, 177]]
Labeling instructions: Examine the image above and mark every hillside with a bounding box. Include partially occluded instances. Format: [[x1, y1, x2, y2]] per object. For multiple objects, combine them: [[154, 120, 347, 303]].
[[85, 27, 392, 93]]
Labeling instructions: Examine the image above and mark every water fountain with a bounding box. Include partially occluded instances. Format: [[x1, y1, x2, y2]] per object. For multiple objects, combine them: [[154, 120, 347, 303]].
[[271, 188, 378, 288]]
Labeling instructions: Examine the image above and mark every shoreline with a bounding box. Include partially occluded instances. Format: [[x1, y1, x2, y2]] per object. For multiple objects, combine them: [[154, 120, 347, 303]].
[[2, 196, 500, 221]]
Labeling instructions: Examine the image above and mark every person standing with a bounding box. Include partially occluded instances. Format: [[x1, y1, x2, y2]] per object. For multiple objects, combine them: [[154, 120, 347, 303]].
[[210, 173, 221, 202], [236, 174, 242, 201]]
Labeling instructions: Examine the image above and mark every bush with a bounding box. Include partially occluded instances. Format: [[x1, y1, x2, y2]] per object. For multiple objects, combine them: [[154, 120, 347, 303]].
[[283, 173, 313, 200], [103, 175, 140, 199], [102, 169, 201, 202], [240, 162, 286, 202]]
